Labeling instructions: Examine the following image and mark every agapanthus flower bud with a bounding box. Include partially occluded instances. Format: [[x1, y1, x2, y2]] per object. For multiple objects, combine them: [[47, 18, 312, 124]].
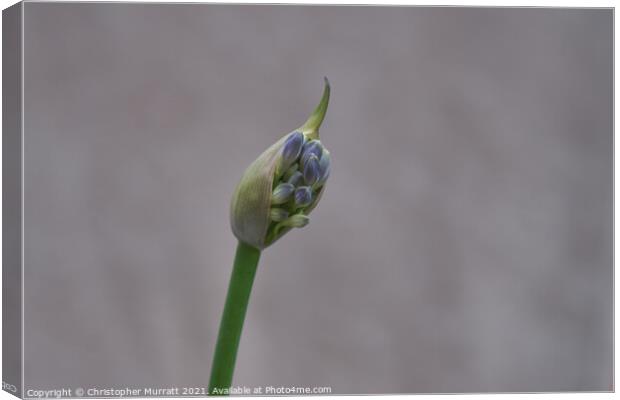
[[271, 183, 295, 205], [316, 150, 331, 187], [301, 140, 323, 167], [270, 208, 289, 222], [230, 78, 332, 249], [303, 155, 321, 186], [281, 214, 310, 228], [287, 171, 304, 186], [283, 163, 299, 181], [277, 131, 305, 175], [294, 186, 313, 208]]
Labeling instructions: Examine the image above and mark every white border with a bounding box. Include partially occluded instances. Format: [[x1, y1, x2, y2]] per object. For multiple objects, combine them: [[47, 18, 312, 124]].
[[20, 0, 24, 397]]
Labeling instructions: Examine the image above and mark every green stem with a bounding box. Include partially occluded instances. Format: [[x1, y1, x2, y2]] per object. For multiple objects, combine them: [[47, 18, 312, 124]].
[[209, 241, 261, 395]]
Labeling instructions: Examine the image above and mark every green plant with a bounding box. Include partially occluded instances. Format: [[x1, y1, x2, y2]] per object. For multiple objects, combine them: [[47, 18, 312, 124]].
[[209, 79, 332, 395]]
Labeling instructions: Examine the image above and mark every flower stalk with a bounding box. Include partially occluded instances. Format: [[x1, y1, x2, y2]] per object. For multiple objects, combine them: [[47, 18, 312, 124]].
[[208, 241, 260, 395]]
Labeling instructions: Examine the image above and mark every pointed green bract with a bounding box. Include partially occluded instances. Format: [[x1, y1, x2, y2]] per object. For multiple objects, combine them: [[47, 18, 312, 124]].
[[299, 77, 330, 140]]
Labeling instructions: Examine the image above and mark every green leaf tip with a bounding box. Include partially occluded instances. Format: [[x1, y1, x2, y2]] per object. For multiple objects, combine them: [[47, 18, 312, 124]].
[[300, 77, 330, 140]]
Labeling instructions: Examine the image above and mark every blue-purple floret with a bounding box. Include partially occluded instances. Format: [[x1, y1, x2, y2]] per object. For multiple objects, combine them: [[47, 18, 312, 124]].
[[300, 140, 323, 166], [317, 151, 331, 184], [303, 155, 321, 186], [281, 131, 305, 167], [271, 182, 295, 204], [287, 171, 304, 186], [294, 186, 313, 207]]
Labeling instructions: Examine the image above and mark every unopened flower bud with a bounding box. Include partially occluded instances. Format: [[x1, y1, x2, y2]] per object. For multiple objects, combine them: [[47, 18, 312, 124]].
[[270, 208, 289, 222], [316, 150, 331, 187], [230, 78, 331, 249], [271, 183, 295, 205], [282, 214, 310, 228], [287, 171, 304, 186], [283, 163, 299, 181], [294, 186, 313, 208], [303, 155, 321, 186], [301, 140, 323, 167], [278, 132, 305, 175]]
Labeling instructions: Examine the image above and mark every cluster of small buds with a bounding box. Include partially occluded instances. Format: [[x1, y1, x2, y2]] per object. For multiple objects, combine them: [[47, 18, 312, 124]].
[[268, 131, 331, 237]]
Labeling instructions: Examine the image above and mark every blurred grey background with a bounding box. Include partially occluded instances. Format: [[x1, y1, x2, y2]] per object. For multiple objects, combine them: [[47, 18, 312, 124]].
[[22, 3, 612, 394]]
